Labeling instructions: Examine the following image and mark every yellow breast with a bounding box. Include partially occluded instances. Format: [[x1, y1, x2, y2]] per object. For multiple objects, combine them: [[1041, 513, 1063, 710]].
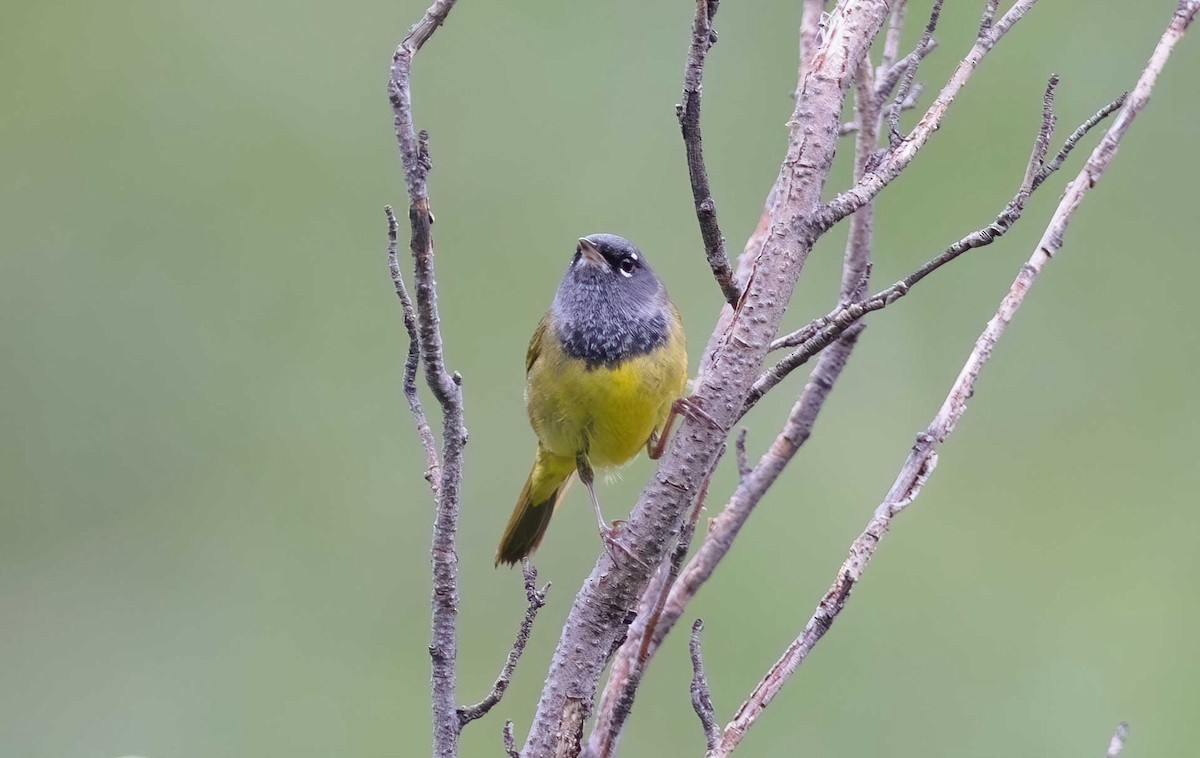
[[526, 322, 687, 468]]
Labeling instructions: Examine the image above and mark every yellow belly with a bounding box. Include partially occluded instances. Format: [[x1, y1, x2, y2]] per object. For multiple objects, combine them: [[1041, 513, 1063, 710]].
[[526, 330, 687, 468]]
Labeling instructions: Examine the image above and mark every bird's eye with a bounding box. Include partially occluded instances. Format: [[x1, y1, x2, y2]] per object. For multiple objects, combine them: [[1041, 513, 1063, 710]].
[[618, 257, 635, 275]]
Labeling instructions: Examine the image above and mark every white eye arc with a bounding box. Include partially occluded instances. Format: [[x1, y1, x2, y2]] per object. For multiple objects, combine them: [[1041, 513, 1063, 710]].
[[618, 257, 635, 277]]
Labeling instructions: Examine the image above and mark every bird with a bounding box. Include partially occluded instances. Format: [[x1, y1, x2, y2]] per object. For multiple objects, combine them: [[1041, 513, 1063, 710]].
[[495, 233, 691, 566]]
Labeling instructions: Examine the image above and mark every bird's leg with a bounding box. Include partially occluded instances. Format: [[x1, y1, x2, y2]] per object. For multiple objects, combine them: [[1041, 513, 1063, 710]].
[[647, 396, 721, 460], [576, 452, 645, 567]]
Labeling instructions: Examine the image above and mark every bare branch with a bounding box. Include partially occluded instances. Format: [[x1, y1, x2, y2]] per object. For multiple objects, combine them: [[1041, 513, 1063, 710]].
[[712, 5, 1198, 749], [755, 81, 1126, 408], [457, 561, 550, 729], [815, 0, 1040, 233], [689, 620, 720, 752], [586, 457, 718, 758], [979, 0, 1000, 35], [503, 721, 519, 758], [708, 452, 938, 757], [522, 3, 895, 753], [887, 0, 942, 146], [796, 0, 827, 95], [679, 0, 740, 307], [840, 82, 924, 136], [386, 3, 465, 757], [873, 39, 936, 109], [640, 323, 864, 663], [386, 206, 440, 494], [734, 428, 750, 480], [1107, 722, 1131, 758], [841, 55, 880, 303], [1033, 93, 1127, 190], [878, 0, 908, 74]]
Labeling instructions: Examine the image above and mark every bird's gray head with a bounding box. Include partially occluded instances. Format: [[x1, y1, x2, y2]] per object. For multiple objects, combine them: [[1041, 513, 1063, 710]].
[[551, 233, 672, 368]]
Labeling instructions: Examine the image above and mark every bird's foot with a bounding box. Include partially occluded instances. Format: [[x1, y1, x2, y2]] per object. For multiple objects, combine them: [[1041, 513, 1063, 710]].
[[599, 520, 649, 569], [673, 396, 720, 429]]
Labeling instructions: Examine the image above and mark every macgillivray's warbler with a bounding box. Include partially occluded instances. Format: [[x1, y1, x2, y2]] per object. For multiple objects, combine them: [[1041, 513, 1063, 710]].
[[495, 234, 699, 566]]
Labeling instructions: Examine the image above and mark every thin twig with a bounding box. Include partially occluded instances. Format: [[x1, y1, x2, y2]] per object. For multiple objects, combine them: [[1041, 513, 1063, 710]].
[[689, 620, 720, 752], [1107, 722, 1131, 758], [503, 721, 519, 758], [753, 82, 1126, 409], [713, 5, 1198, 749], [734, 428, 750, 480], [878, 0, 908, 75], [386, 3, 465, 757], [679, 0, 740, 306], [841, 54, 880, 303], [457, 561, 550, 729], [840, 86, 923, 136], [1033, 94, 1127, 190], [386, 206, 440, 494], [888, 0, 942, 145], [873, 40, 936, 111]]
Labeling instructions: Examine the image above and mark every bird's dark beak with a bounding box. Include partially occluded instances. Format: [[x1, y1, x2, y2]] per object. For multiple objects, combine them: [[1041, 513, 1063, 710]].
[[578, 238, 606, 268]]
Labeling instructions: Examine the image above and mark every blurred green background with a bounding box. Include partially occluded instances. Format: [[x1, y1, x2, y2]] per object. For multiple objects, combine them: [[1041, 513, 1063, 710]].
[[3, 1, 1198, 756]]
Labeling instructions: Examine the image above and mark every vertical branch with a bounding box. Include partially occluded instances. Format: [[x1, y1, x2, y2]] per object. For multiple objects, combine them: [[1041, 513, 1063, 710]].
[[387, 206, 441, 494], [689, 620, 720, 753], [797, 0, 828, 95], [878, 0, 908, 74], [679, 0, 740, 307], [386, 2, 464, 757], [841, 54, 881, 303], [887, 0, 942, 145]]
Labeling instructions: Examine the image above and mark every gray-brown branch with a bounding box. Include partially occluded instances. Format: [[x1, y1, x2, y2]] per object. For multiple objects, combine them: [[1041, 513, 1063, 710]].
[[679, 0, 740, 307], [457, 561, 549, 729], [641, 321, 864, 666], [752, 82, 1125, 411], [503, 721, 520, 758], [712, 3, 1198, 751], [386, 2, 465, 757], [689, 620, 720, 752], [387, 206, 440, 494], [521, 3, 896, 754], [812, 0, 1040, 235], [887, 0, 942, 145], [585, 460, 717, 758]]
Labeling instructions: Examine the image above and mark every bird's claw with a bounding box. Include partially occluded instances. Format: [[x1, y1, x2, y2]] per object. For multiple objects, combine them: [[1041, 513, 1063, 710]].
[[599, 522, 648, 569]]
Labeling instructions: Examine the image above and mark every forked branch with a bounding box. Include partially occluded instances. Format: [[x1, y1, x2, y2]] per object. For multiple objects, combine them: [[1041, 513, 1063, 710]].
[[386, 3, 465, 758], [711, 4, 1197, 752], [752, 83, 1126, 411]]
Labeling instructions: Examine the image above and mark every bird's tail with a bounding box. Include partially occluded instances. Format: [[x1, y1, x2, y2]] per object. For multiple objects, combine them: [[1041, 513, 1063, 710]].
[[495, 448, 574, 566]]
